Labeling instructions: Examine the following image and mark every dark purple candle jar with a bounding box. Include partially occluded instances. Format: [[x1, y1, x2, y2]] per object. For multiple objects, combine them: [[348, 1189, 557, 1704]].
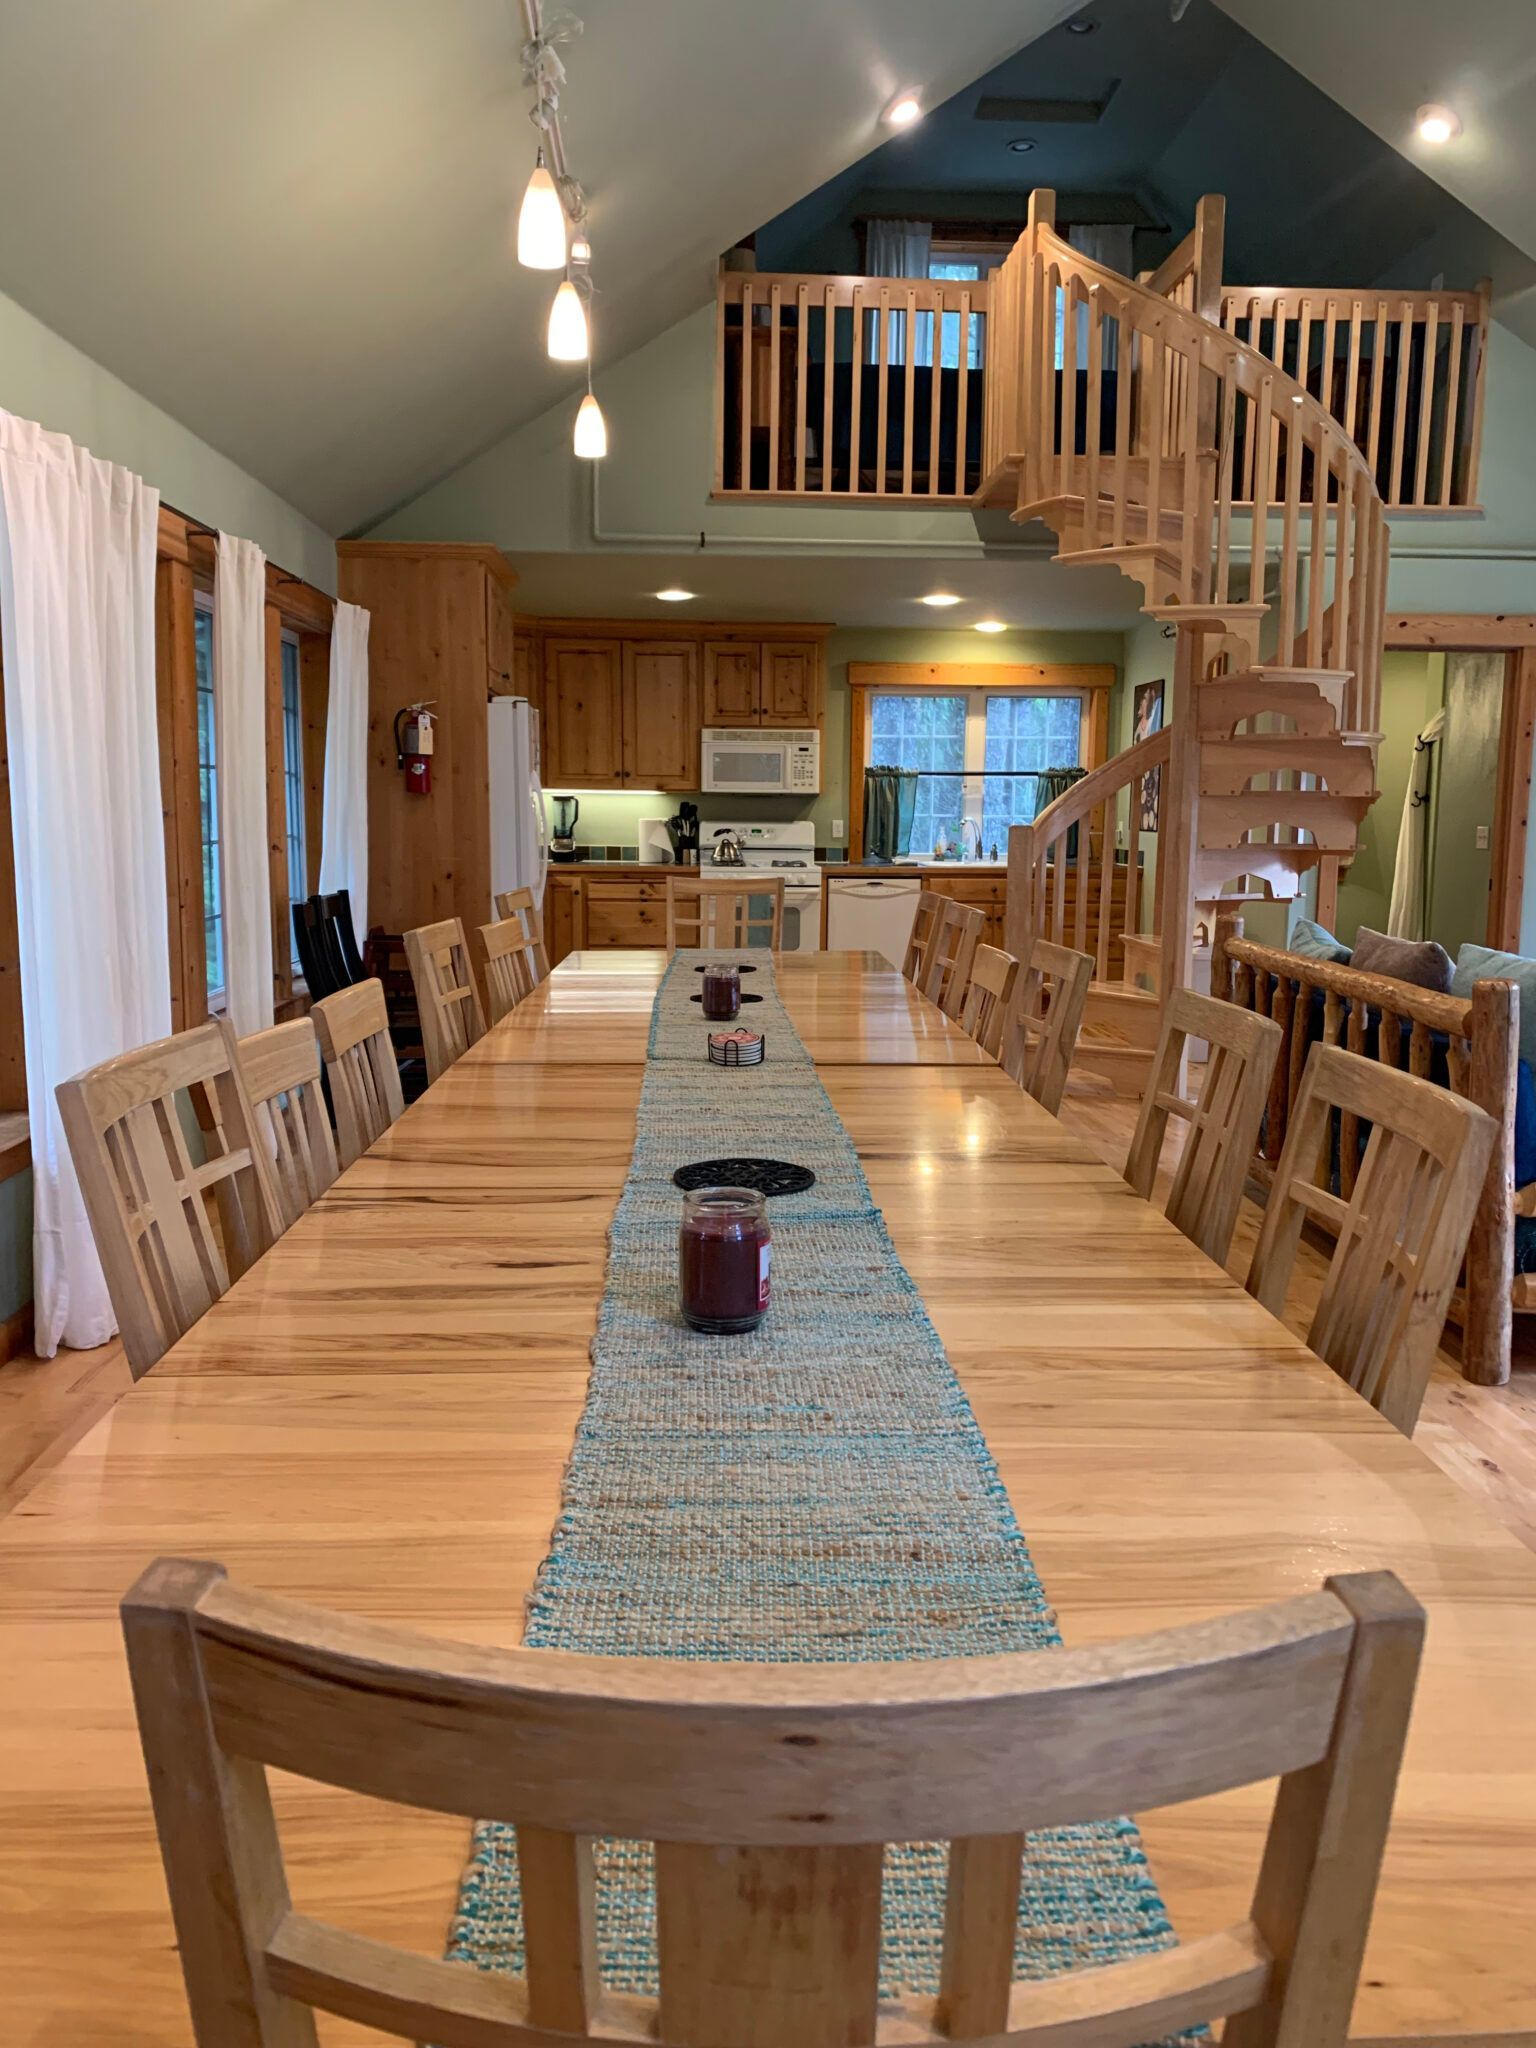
[[679, 1187, 771, 1334], [701, 963, 741, 1021]]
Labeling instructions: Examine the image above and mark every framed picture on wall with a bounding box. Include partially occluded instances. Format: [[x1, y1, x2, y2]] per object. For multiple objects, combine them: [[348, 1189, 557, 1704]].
[[1133, 679, 1165, 832]]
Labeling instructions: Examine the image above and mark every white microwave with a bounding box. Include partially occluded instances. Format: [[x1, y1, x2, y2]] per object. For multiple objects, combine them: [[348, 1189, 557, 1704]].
[[700, 728, 821, 795]]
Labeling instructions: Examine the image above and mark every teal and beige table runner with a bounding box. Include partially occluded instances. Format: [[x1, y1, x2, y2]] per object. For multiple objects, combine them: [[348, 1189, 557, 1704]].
[[451, 951, 1175, 1994]]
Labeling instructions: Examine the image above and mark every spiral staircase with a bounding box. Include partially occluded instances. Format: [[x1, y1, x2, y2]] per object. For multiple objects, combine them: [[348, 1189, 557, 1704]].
[[991, 193, 1389, 1094]]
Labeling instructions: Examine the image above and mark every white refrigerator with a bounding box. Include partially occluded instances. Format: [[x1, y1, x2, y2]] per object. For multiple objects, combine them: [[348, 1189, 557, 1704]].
[[487, 696, 549, 917]]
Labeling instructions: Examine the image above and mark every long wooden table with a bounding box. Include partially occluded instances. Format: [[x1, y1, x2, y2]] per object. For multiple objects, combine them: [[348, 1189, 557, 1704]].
[[1, 952, 1534, 2043]]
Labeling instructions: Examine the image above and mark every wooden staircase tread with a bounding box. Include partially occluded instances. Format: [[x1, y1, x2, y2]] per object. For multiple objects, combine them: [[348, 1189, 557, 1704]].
[[1052, 541, 1187, 574]]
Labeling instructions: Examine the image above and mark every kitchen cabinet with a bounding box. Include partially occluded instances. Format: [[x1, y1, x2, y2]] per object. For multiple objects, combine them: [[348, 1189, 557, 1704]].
[[703, 638, 822, 727], [543, 639, 625, 786], [544, 873, 671, 965], [621, 640, 699, 789]]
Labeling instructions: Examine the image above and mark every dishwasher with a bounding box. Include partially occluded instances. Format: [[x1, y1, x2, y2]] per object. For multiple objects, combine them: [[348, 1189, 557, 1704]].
[[825, 873, 922, 969]]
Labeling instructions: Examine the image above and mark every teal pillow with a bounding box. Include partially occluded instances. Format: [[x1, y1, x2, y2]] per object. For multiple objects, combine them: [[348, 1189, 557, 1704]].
[[1453, 943, 1536, 1067], [1289, 917, 1352, 964]]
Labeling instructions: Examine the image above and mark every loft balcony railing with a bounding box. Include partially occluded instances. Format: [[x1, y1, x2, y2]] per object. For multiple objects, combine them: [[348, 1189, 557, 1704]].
[[714, 272, 989, 501], [713, 219, 1490, 515]]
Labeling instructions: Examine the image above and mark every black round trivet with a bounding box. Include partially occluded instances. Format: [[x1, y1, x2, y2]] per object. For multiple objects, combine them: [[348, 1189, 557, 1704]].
[[672, 1158, 816, 1197], [689, 990, 764, 1003], [693, 963, 758, 973]]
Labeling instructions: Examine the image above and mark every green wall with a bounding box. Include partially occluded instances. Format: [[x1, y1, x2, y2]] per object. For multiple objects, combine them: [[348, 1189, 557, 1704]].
[[1428, 653, 1501, 954], [0, 283, 335, 590], [1337, 651, 1444, 943]]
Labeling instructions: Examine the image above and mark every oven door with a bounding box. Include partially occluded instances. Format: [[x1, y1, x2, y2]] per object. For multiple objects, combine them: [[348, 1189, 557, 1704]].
[[701, 735, 788, 794], [777, 884, 823, 953]]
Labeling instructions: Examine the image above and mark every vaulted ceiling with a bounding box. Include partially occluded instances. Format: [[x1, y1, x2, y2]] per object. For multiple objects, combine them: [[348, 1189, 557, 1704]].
[[0, 0, 1069, 534]]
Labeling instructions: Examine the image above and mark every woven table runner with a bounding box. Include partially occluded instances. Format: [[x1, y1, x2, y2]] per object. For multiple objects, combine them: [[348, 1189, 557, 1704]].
[[450, 951, 1175, 1998]]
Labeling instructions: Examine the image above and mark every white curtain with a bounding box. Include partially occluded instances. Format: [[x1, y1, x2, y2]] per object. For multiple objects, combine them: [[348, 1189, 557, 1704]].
[[1388, 708, 1445, 939], [0, 412, 169, 1355], [214, 532, 272, 1034], [318, 600, 370, 945], [866, 218, 933, 367]]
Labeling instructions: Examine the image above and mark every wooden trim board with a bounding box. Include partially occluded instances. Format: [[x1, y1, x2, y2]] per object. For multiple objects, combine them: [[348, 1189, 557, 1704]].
[[1490, 647, 1536, 952], [1387, 615, 1536, 650], [849, 662, 1115, 690]]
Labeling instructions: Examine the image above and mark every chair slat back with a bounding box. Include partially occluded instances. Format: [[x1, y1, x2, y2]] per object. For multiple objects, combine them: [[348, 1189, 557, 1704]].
[[404, 918, 487, 1082], [920, 899, 985, 1018], [124, 1557, 1423, 2048], [665, 876, 784, 952], [903, 889, 945, 982], [480, 890, 550, 1024], [237, 1020, 339, 1231], [1246, 1043, 1496, 1433], [55, 1019, 282, 1378], [312, 980, 405, 1170], [999, 938, 1094, 1115], [959, 943, 1020, 1057], [1124, 990, 1282, 1265]]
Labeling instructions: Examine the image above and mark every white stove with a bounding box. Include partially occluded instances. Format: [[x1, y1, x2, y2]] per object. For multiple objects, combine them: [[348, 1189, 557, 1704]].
[[704, 820, 821, 952]]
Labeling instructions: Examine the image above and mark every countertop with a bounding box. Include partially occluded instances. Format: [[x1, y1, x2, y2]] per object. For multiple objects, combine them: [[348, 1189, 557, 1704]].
[[547, 860, 1009, 880]]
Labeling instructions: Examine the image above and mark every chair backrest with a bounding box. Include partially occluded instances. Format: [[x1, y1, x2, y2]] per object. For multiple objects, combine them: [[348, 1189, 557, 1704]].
[[999, 938, 1094, 1115], [1246, 1042, 1496, 1435], [123, 1555, 1423, 2048], [903, 889, 945, 982], [665, 876, 784, 952], [959, 943, 1020, 1057], [55, 1019, 282, 1379], [292, 894, 361, 1001], [1124, 989, 1282, 1265], [311, 979, 406, 1170], [481, 888, 551, 1023], [404, 918, 487, 1083], [237, 1019, 339, 1232], [320, 891, 367, 986], [919, 899, 985, 1018]]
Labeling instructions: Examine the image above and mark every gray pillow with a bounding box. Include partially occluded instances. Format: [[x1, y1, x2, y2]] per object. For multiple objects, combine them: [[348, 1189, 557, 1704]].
[[1350, 925, 1454, 994], [1289, 917, 1352, 964], [1453, 942, 1536, 1067]]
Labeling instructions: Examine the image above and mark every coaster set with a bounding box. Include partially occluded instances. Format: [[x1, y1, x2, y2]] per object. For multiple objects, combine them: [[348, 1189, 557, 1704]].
[[671, 1157, 816, 1197], [707, 1029, 765, 1068]]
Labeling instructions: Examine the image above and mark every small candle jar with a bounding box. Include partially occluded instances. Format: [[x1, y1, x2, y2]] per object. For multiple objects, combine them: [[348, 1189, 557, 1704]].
[[679, 1187, 771, 1334], [701, 962, 741, 1021]]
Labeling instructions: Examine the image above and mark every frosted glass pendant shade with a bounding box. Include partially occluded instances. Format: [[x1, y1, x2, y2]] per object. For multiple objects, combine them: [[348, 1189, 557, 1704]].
[[517, 160, 566, 269], [547, 279, 589, 361], [574, 392, 607, 458]]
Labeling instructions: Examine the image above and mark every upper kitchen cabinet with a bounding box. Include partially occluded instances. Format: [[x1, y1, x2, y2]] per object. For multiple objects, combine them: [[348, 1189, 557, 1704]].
[[621, 639, 699, 789], [543, 638, 624, 785], [703, 635, 824, 727]]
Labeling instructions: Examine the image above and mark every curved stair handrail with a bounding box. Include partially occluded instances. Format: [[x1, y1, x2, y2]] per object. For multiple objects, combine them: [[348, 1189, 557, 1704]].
[[986, 215, 1389, 739]]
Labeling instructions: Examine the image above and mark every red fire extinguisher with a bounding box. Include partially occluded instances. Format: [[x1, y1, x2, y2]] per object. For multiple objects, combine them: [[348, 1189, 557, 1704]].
[[394, 702, 436, 796]]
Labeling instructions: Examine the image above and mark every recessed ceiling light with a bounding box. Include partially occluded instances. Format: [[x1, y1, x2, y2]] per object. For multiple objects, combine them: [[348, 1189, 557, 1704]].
[[974, 618, 1007, 634], [884, 93, 923, 128], [1065, 15, 1097, 31], [655, 588, 695, 602], [1007, 138, 1037, 153], [920, 591, 962, 607], [1415, 103, 1462, 145]]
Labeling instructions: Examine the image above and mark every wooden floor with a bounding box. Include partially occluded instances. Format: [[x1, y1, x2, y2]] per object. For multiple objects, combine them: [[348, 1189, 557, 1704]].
[[6, 1064, 1533, 1547]]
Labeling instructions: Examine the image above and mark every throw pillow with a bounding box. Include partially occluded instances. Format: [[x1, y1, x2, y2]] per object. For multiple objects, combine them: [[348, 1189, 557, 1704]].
[[1288, 917, 1352, 964], [1351, 925, 1454, 994], [1453, 942, 1536, 1068]]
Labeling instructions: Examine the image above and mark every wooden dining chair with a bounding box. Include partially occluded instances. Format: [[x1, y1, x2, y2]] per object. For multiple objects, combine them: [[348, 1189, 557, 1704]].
[[998, 937, 1094, 1115], [311, 979, 406, 1170], [959, 943, 1020, 1057], [477, 914, 546, 1024], [665, 875, 784, 951], [124, 1553, 1423, 2048], [237, 1019, 339, 1231], [55, 1019, 283, 1379], [404, 917, 487, 1083], [492, 886, 551, 989], [920, 899, 985, 1018], [902, 888, 945, 983], [1246, 1043, 1496, 1436], [1123, 989, 1283, 1266]]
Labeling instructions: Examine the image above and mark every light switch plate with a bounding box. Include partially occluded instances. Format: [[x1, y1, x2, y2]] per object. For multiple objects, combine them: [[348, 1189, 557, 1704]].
[[832, 818, 844, 839], [1476, 825, 1491, 850]]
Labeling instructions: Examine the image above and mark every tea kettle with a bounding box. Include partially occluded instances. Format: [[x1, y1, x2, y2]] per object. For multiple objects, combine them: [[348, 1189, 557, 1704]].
[[710, 827, 745, 867]]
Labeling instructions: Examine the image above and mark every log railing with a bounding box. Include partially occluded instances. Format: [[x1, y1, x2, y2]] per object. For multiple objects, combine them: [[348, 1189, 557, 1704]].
[[1004, 729, 1165, 983], [1219, 283, 1490, 511], [713, 271, 988, 499], [1211, 916, 1517, 1388]]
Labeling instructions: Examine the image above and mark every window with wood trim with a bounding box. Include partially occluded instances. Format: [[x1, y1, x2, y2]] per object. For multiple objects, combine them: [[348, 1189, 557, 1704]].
[[866, 686, 1086, 857], [280, 632, 306, 964], [192, 597, 225, 1000]]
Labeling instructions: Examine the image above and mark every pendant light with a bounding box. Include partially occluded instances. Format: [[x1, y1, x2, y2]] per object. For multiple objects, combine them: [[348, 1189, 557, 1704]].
[[517, 149, 566, 269], [574, 383, 607, 458], [547, 278, 589, 361]]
